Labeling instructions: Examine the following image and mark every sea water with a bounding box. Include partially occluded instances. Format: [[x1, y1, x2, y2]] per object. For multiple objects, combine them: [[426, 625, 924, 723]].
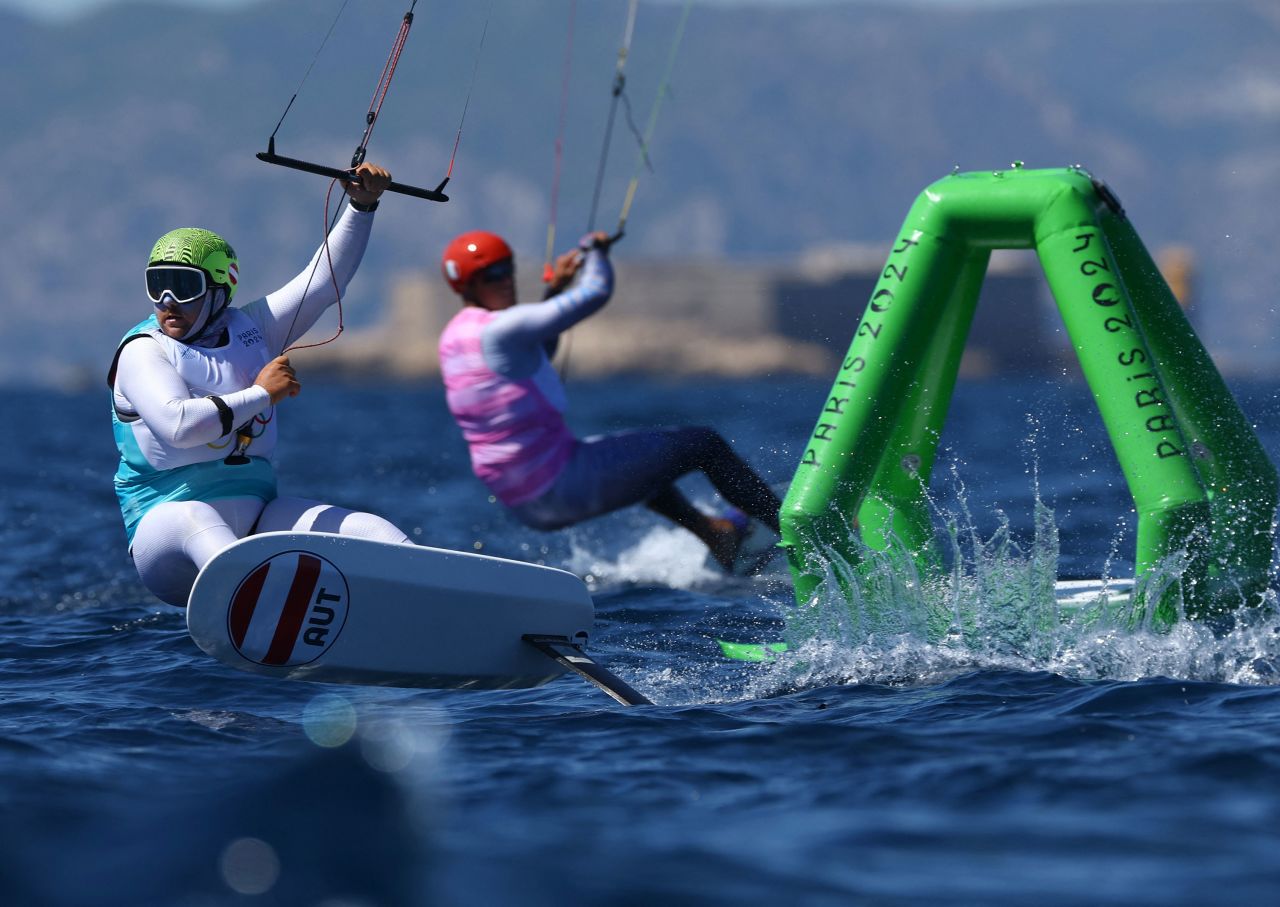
[[3, 375, 1280, 905]]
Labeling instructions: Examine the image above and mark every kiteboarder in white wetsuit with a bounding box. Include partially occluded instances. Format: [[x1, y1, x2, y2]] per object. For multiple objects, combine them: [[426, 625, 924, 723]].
[[109, 163, 411, 606], [437, 230, 781, 570]]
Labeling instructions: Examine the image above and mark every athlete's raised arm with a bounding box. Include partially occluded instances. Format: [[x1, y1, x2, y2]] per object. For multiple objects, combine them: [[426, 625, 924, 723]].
[[244, 162, 392, 352], [482, 243, 614, 377]]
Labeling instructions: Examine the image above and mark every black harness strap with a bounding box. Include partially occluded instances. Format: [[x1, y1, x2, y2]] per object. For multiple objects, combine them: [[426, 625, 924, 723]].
[[205, 395, 235, 438], [106, 333, 152, 390]]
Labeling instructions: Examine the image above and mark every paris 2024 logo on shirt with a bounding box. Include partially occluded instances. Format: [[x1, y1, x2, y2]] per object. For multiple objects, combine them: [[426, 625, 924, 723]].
[[225, 550, 350, 667]]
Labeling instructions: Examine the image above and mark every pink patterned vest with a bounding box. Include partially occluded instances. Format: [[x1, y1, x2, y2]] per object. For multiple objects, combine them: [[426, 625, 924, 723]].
[[439, 306, 575, 506]]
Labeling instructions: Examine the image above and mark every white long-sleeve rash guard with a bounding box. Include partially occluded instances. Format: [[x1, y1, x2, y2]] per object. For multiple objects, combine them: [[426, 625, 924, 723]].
[[114, 202, 374, 448]]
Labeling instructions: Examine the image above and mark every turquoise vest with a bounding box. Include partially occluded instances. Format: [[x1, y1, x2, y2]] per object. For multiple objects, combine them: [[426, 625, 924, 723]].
[[110, 315, 278, 545]]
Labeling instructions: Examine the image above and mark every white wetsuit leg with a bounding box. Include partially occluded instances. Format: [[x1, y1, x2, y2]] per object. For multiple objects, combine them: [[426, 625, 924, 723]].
[[256, 496, 411, 545], [131, 497, 267, 606], [131, 496, 409, 607]]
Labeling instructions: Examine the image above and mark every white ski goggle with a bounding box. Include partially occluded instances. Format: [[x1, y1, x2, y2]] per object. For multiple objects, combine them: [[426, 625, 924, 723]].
[[146, 265, 209, 307]]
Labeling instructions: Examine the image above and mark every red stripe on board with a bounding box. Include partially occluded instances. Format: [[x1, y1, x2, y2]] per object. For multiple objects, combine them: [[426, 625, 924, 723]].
[[229, 563, 271, 649], [263, 554, 322, 666]]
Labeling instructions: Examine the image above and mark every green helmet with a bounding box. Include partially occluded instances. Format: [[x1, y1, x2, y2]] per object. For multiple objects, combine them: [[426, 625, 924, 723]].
[[148, 227, 240, 302]]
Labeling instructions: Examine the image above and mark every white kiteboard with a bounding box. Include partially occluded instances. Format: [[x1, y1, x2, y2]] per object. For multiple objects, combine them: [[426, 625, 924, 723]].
[[187, 532, 600, 691]]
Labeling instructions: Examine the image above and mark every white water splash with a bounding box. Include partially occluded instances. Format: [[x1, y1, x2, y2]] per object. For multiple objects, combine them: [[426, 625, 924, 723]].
[[173, 709, 241, 730], [564, 525, 721, 589], [745, 598, 1280, 696], [761, 464, 1280, 691]]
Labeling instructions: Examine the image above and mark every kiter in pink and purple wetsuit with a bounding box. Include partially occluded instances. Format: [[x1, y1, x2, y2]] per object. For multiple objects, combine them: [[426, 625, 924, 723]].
[[437, 230, 780, 570]]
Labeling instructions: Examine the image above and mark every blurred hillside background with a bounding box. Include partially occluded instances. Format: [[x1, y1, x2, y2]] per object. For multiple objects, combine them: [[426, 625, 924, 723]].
[[2, 0, 1277, 386]]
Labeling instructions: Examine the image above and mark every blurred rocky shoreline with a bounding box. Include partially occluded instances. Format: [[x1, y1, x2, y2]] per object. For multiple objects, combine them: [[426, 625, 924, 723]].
[[296, 245, 1178, 381]]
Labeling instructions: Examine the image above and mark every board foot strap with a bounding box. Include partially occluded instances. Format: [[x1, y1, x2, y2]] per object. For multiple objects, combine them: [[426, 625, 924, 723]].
[[523, 635, 651, 706]]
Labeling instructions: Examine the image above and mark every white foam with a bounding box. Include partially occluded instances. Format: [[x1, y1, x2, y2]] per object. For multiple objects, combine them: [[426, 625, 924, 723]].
[[565, 525, 720, 589]]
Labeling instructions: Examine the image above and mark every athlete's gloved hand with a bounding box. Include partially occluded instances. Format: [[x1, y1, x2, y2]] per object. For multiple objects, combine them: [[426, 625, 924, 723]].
[[255, 355, 301, 404], [345, 162, 392, 207]]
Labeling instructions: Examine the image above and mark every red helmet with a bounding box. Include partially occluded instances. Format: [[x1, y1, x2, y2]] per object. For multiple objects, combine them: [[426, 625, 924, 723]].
[[441, 230, 513, 294]]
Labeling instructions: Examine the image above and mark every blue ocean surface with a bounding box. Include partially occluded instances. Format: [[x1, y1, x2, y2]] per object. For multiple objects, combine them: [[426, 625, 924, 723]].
[[4, 374, 1280, 906]]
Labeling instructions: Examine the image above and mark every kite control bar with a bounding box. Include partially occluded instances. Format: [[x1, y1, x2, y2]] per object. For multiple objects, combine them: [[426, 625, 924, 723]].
[[258, 139, 449, 203]]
